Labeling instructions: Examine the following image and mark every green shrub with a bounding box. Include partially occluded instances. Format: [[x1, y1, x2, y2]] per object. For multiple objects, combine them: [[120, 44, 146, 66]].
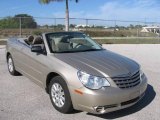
[[32, 30, 42, 36]]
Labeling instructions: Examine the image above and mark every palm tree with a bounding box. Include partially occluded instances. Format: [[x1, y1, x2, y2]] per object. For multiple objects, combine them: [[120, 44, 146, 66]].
[[39, 0, 79, 31]]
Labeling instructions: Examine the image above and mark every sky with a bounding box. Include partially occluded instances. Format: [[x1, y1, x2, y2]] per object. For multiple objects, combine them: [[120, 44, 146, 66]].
[[0, 0, 160, 25]]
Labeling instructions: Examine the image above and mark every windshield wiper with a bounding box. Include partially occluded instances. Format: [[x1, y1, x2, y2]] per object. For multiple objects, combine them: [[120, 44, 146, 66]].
[[54, 49, 104, 53], [54, 51, 77, 53], [79, 49, 104, 52]]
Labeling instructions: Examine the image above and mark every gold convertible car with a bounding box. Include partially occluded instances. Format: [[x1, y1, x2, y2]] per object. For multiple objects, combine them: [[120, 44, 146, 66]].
[[6, 32, 147, 114]]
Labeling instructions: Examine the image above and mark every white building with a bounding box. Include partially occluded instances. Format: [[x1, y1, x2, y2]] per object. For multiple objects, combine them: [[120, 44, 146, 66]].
[[141, 26, 160, 34]]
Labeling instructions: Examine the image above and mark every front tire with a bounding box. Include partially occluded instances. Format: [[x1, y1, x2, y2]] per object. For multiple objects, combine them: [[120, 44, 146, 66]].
[[7, 55, 19, 75], [49, 76, 73, 113]]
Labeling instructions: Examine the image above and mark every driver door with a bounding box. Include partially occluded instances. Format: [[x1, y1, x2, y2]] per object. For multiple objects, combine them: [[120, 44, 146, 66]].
[[20, 37, 48, 87]]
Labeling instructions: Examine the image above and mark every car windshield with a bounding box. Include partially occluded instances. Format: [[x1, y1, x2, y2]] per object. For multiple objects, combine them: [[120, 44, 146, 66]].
[[46, 32, 103, 53]]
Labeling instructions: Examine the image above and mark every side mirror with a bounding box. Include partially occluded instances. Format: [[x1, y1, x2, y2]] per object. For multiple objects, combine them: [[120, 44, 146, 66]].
[[31, 45, 43, 53]]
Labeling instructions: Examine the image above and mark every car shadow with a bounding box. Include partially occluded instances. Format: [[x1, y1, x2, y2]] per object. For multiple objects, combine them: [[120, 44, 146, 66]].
[[14, 72, 22, 76], [87, 84, 156, 119]]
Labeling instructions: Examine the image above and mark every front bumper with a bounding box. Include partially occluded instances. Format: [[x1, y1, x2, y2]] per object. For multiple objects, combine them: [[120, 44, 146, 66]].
[[71, 75, 147, 114]]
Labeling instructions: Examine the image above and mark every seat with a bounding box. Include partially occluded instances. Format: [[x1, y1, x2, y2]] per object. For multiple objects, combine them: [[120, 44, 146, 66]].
[[58, 42, 70, 51], [51, 39, 58, 52], [57, 36, 70, 51], [32, 36, 44, 50], [32, 36, 43, 45]]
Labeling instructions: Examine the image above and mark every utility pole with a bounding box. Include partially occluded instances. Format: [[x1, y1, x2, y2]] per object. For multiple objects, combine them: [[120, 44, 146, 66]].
[[54, 18, 57, 31], [144, 17, 147, 26], [86, 19, 88, 32], [137, 22, 139, 37], [114, 20, 117, 42], [158, 29, 160, 44], [19, 17, 22, 37]]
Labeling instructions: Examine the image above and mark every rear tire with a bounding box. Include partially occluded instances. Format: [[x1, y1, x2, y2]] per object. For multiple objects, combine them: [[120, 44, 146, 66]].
[[7, 55, 19, 76], [49, 76, 73, 113]]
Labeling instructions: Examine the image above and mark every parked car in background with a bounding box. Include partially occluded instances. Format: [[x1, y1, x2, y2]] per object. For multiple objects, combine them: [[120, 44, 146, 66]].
[[6, 32, 147, 114]]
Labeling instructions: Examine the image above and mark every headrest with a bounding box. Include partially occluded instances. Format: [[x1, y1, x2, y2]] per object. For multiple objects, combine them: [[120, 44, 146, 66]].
[[32, 36, 43, 45], [27, 36, 34, 44], [60, 35, 73, 43]]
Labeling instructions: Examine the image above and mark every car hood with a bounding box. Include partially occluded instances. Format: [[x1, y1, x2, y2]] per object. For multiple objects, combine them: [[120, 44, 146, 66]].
[[54, 50, 139, 77]]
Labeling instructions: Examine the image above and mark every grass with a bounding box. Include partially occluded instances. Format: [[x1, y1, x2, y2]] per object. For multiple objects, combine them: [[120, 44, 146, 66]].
[[94, 38, 160, 44], [0, 28, 158, 38], [0, 41, 6, 45], [0, 28, 159, 44], [1, 38, 160, 45]]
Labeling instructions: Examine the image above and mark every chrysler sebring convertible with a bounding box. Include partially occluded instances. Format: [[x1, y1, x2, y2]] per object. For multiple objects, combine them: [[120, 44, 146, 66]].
[[6, 32, 147, 114]]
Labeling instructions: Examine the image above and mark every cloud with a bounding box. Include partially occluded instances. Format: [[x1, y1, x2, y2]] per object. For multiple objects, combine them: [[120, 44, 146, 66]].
[[135, 0, 158, 8], [99, 0, 160, 21], [46, 0, 160, 26], [53, 11, 86, 18], [57, 0, 160, 22]]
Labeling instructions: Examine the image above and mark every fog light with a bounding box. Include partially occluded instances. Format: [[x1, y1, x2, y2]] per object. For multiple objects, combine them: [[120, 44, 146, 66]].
[[94, 104, 118, 113], [94, 106, 105, 113]]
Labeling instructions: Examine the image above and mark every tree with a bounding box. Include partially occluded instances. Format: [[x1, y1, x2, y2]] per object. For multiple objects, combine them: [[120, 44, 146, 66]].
[[14, 14, 37, 28], [0, 14, 37, 29], [70, 24, 76, 28], [0, 17, 19, 28], [39, 0, 79, 31], [129, 24, 134, 29]]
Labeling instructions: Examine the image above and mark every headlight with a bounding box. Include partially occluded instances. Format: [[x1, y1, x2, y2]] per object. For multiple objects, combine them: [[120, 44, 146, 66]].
[[77, 70, 110, 90]]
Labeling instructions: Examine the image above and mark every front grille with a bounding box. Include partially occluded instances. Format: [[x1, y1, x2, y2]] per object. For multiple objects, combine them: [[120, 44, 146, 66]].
[[112, 71, 140, 89]]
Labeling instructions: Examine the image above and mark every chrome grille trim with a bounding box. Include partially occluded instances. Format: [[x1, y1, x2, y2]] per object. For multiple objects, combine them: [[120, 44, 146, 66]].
[[112, 71, 140, 89]]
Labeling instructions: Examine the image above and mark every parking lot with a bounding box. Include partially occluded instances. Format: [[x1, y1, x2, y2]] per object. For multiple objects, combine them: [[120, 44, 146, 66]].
[[0, 44, 160, 120]]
